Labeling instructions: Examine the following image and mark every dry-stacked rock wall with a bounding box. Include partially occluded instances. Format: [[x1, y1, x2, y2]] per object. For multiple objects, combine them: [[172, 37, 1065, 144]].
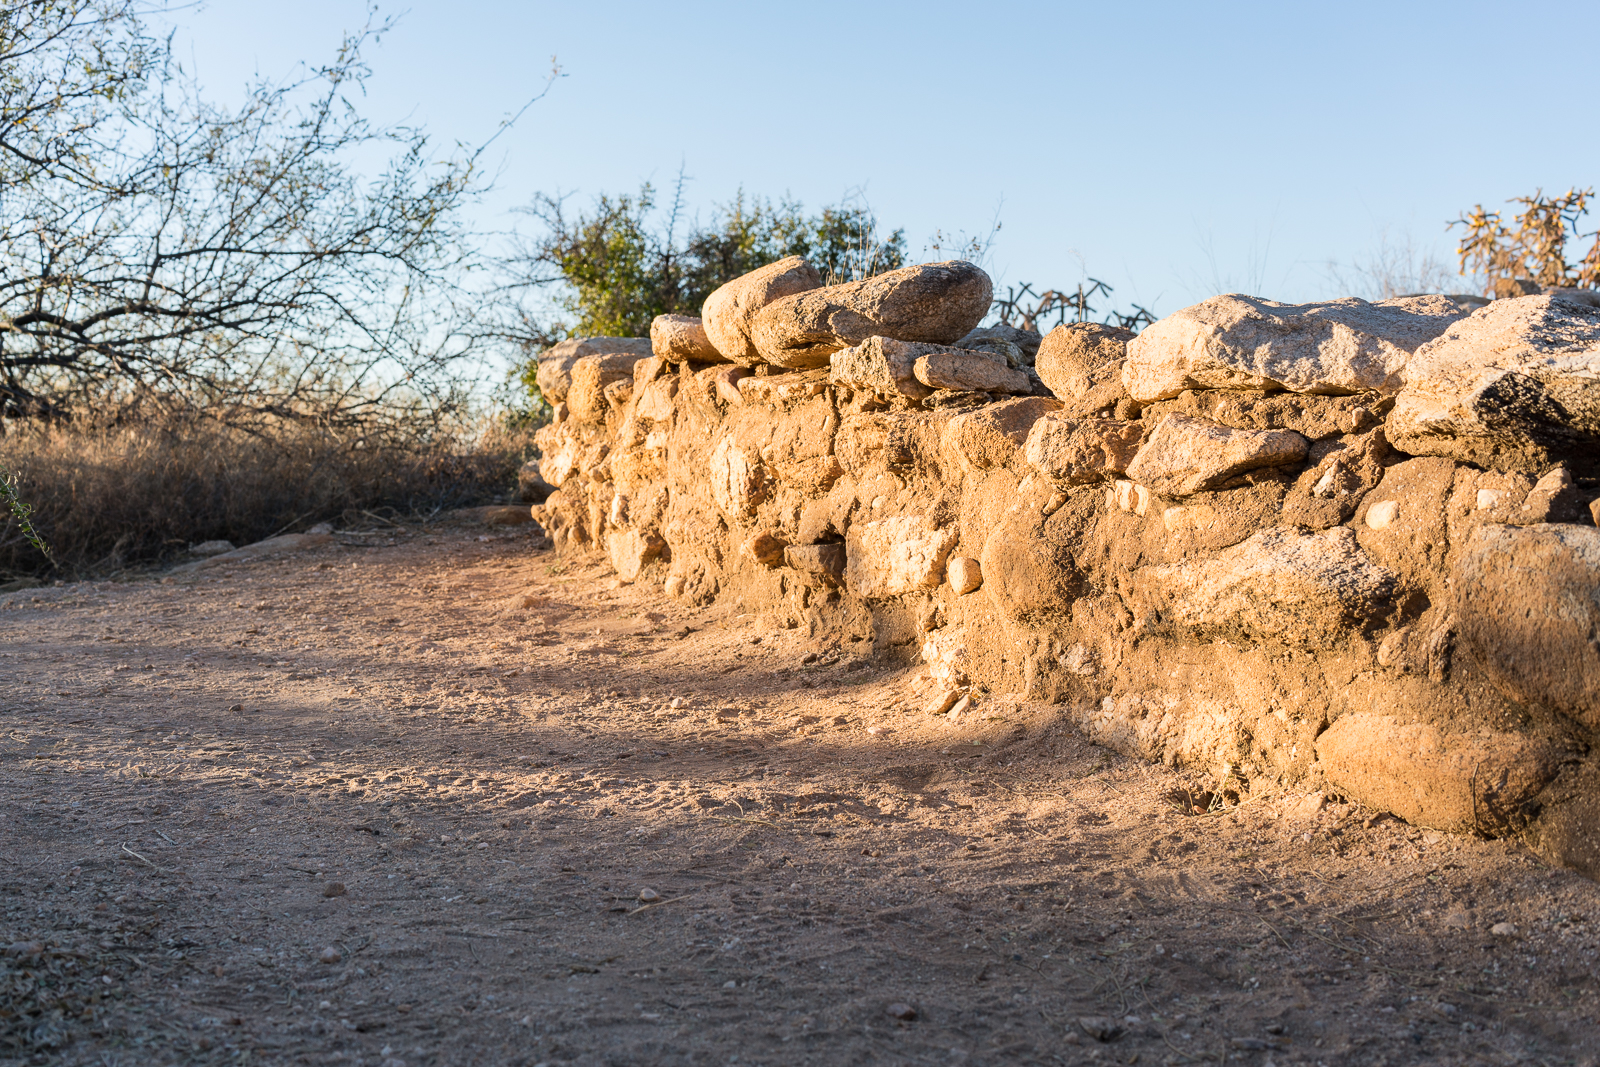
[[532, 261, 1600, 879]]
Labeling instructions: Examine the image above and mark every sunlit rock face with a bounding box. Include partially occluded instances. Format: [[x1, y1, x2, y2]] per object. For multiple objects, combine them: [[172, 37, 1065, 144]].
[[532, 267, 1600, 879]]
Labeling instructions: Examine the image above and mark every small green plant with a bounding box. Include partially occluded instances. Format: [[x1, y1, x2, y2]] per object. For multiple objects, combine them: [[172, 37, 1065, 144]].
[[1, 470, 53, 564]]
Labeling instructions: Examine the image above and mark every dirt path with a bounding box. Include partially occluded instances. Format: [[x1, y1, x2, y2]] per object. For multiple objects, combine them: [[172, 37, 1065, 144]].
[[2, 521, 1598, 1067]]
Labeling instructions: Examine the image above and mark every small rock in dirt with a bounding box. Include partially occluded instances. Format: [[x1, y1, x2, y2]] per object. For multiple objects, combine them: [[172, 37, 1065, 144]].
[[886, 1002, 917, 1021], [947, 556, 983, 595], [925, 688, 963, 716], [1490, 921, 1518, 937], [947, 694, 971, 722], [638, 888, 661, 903], [1078, 1015, 1123, 1042], [5, 941, 44, 959], [722, 980, 738, 989], [323, 882, 346, 898], [318, 947, 342, 965], [227, 703, 244, 713]]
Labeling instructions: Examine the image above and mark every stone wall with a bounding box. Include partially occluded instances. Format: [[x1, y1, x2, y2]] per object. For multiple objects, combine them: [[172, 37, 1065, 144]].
[[530, 259, 1600, 879]]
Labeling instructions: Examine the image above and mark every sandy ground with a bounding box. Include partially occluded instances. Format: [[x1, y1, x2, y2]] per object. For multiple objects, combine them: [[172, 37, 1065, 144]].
[[2, 520, 1598, 1067]]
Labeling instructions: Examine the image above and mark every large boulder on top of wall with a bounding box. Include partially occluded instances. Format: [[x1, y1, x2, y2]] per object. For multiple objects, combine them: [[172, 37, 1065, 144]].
[[749, 260, 993, 369], [535, 337, 652, 404], [1124, 414, 1309, 497], [1123, 294, 1469, 403], [1454, 522, 1600, 733], [650, 314, 725, 364], [1386, 290, 1600, 474], [1035, 322, 1135, 413], [700, 256, 823, 366]]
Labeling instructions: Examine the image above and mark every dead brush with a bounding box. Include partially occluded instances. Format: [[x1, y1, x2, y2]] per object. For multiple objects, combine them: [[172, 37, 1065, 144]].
[[0, 415, 534, 580]]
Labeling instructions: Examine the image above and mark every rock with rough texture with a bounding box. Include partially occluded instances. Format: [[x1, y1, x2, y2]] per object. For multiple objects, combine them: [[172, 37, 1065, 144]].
[[957, 323, 1042, 361], [536, 337, 652, 403], [710, 365, 750, 405], [947, 556, 983, 595], [828, 336, 934, 401], [651, 314, 725, 364], [913, 346, 1030, 395], [1455, 522, 1600, 732], [785, 543, 846, 585], [1124, 294, 1468, 402], [845, 516, 958, 598], [750, 261, 993, 369], [1139, 526, 1396, 643], [1387, 291, 1600, 473], [941, 396, 1062, 473], [1124, 414, 1308, 497], [701, 256, 823, 366], [742, 530, 788, 568], [1035, 322, 1135, 413], [1024, 415, 1145, 488], [1317, 714, 1561, 834], [609, 529, 664, 583], [569, 352, 651, 423], [708, 437, 769, 520]]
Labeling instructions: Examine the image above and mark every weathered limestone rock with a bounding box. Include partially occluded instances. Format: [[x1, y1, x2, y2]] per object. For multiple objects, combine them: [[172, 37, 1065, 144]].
[[1124, 294, 1468, 402], [536, 337, 652, 404], [1456, 522, 1600, 732], [1317, 714, 1561, 834], [828, 336, 933, 401], [632, 374, 680, 423], [1110, 479, 1152, 516], [957, 323, 1042, 360], [710, 365, 750, 405], [785, 543, 845, 585], [650, 314, 725, 364], [608, 529, 665, 583], [913, 346, 1030, 395], [569, 352, 650, 424], [1035, 322, 1134, 414], [1138, 526, 1396, 643], [742, 530, 788, 568], [921, 625, 970, 686], [941, 396, 1061, 473], [1024, 415, 1145, 488], [1279, 428, 1390, 528], [1140, 389, 1388, 440], [701, 256, 823, 366], [1124, 414, 1308, 497], [750, 260, 993, 369], [947, 556, 983, 595], [708, 437, 769, 520], [1388, 291, 1600, 473], [845, 516, 958, 598]]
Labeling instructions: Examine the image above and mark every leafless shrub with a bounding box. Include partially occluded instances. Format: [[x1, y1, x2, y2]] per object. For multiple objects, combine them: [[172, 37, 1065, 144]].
[[0, 415, 533, 579]]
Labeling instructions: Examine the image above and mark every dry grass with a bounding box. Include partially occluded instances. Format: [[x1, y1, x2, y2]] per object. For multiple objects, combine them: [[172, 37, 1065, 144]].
[[0, 416, 533, 580]]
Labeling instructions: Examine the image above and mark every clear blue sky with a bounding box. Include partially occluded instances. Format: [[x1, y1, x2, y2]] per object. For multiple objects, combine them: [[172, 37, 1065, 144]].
[[174, 0, 1600, 320]]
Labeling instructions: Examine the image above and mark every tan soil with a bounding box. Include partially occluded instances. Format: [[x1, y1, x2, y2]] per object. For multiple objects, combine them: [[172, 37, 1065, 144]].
[[2, 521, 1598, 1067]]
